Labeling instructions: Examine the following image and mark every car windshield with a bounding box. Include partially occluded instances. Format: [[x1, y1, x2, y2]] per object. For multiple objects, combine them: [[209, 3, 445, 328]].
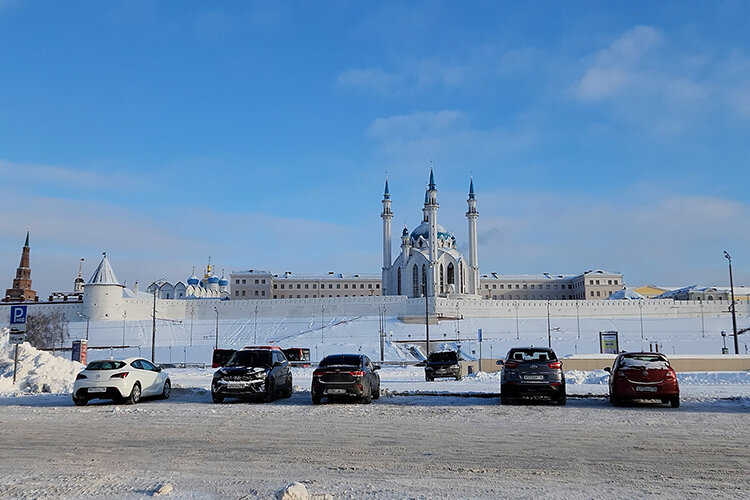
[[86, 360, 126, 370], [319, 355, 360, 367], [507, 349, 557, 362], [226, 350, 272, 368], [428, 352, 458, 362], [620, 354, 670, 369]]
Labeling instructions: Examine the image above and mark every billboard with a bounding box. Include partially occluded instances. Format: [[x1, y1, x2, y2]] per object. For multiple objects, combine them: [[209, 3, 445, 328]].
[[599, 330, 619, 354]]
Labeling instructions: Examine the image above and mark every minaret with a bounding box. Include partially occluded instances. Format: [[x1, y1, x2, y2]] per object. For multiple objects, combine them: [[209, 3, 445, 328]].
[[426, 167, 439, 296], [381, 178, 393, 295], [466, 177, 479, 295], [4, 230, 37, 302]]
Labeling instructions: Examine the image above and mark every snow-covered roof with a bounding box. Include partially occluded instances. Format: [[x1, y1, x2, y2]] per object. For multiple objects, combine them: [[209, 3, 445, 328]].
[[88, 253, 120, 285], [654, 285, 716, 299], [481, 273, 577, 281], [274, 272, 381, 281], [606, 288, 645, 300], [231, 269, 274, 276]]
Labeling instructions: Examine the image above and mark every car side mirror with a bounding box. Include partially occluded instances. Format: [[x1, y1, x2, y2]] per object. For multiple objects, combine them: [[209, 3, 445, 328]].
[[496, 360, 504, 366], [273, 361, 283, 367], [373, 364, 381, 371], [604, 366, 611, 373]]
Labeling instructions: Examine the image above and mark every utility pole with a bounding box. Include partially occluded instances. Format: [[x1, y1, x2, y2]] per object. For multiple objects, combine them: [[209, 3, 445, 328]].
[[151, 285, 157, 363], [724, 251, 739, 354], [214, 306, 219, 350], [424, 280, 430, 357]]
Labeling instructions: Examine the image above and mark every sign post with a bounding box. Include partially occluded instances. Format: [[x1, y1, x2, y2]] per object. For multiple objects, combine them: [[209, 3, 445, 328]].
[[9, 305, 28, 384], [478, 328, 483, 372]]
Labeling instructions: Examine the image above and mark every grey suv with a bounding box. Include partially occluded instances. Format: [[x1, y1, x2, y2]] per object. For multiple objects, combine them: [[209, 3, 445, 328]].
[[498, 347, 566, 405]]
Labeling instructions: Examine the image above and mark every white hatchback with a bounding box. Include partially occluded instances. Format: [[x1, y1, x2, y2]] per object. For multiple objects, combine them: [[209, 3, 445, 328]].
[[72, 357, 171, 406]]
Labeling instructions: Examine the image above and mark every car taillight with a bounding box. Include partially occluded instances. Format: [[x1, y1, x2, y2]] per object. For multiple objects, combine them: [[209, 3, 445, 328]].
[[110, 372, 129, 379], [349, 371, 365, 377], [313, 370, 324, 377], [504, 361, 518, 369], [548, 361, 562, 369], [76, 373, 87, 380], [665, 370, 676, 379]]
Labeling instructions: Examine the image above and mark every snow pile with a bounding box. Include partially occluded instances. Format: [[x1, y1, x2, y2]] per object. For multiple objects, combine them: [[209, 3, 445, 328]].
[[0, 328, 84, 396], [565, 369, 610, 385], [678, 371, 750, 385]]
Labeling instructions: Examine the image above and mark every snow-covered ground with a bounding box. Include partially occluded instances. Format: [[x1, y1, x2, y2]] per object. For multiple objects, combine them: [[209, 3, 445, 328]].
[[2, 329, 750, 498]]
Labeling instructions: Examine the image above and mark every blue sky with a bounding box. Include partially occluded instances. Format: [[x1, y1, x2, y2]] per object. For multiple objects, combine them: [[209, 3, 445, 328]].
[[1, 0, 749, 296]]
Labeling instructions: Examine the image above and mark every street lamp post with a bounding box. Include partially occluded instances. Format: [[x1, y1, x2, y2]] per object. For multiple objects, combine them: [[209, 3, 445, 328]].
[[724, 251, 739, 354], [122, 310, 126, 346], [575, 301, 580, 340], [150, 278, 167, 363], [423, 279, 430, 357], [190, 306, 194, 346], [213, 306, 219, 350], [546, 300, 551, 348], [76, 312, 90, 341], [515, 303, 519, 340], [321, 305, 325, 344], [254, 304, 259, 344]]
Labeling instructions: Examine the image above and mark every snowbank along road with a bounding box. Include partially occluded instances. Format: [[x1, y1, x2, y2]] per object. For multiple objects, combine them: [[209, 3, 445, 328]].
[[1, 387, 748, 499]]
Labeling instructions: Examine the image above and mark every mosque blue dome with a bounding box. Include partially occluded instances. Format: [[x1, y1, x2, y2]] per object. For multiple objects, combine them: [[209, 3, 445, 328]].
[[410, 221, 451, 241]]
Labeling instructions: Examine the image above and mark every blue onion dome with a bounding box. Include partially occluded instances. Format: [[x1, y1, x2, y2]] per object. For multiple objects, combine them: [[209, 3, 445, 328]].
[[207, 274, 220, 284], [219, 277, 229, 286], [187, 274, 200, 286], [411, 221, 451, 241]]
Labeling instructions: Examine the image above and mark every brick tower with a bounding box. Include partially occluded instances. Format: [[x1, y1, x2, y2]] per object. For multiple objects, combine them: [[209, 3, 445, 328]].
[[4, 230, 38, 302]]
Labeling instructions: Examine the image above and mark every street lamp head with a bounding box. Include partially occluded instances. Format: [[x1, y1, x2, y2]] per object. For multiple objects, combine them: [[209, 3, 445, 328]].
[[724, 251, 731, 261]]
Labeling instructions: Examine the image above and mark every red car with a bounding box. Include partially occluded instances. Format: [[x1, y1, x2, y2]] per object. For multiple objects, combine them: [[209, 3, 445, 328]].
[[605, 352, 680, 408]]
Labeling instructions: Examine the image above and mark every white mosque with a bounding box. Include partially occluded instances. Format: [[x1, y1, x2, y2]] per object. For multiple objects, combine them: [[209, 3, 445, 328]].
[[381, 169, 480, 298]]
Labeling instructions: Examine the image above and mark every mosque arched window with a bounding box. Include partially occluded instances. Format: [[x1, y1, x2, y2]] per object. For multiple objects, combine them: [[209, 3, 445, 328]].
[[421, 264, 427, 296], [397, 268, 402, 296], [440, 264, 445, 294], [412, 265, 419, 297], [447, 263, 454, 288]]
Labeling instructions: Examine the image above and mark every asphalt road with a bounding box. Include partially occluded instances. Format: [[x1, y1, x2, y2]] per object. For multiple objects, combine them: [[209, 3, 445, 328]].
[[0, 390, 748, 499]]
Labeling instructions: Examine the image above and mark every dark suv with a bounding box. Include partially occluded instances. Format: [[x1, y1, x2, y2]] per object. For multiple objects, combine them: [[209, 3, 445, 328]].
[[211, 347, 292, 403], [424, 350, 461, 381], [499, 347, 566, 405]]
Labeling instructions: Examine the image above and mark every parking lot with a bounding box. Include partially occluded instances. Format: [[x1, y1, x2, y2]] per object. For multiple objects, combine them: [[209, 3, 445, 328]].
[[1, 387, 748, 499]]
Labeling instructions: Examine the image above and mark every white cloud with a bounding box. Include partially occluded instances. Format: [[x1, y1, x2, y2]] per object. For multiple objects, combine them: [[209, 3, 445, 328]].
[[573, 25, 750, 133]]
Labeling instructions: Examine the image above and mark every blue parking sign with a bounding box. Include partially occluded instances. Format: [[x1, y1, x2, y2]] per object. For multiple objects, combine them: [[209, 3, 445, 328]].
[[10, 305, 27, 325], [477, 328, 482, 342]]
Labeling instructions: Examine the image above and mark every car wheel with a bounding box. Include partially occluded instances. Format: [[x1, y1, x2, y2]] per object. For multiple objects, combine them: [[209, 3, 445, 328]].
[[455, 374, 462, 381], [500, 396, 513, 405], [425, 374, 433, 382], [265, 379, 276, 403], [312, 395, 322, 405], [284, 378, 293, 398], [126, 383, 141, 405], [72, 395, 88, 406], [670, 397, 680, 408], [557, 394, 567, 406], [609, 394, 622, 407], [362, 390, 372, 404], [160, 379, 171, 400], [372, 385, 380, 400], [211, 393, 224, 404]]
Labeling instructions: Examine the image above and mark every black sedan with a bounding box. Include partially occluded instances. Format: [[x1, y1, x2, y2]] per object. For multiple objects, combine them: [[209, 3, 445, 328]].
[[311, 354, 381, 404], [498, 347, 566, 405]]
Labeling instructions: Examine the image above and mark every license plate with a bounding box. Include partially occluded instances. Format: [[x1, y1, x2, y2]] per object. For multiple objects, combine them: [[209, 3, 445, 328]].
[[226, 382, 247, 389], [635, 386, 657, 392], [326, 388, 347, 394], [523, 375, 544, 381], [88, 387, 106, 393]]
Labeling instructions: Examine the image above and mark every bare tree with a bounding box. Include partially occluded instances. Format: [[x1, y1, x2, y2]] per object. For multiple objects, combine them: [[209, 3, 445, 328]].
[[25, 311, 69, 350]]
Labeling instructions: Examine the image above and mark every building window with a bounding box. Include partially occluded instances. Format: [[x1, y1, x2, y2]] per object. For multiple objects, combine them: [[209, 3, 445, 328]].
[[261, 291, 265, 296], [255, 279, 259, 284], [235, 291, 239, 297], [590, 291, 594, 297], [305, 284, 309, 289], [530, 284, 535, 289], [337, 284, 341, 289], [515, 284, 520, 289], [242, 291, 246, 296], [523, 284, 527, 289], [493, 284, 497, 289], [500, 284, 504, 289], [235, 279, 240, 285], [360, 284, 364, 289], [368, 283, 373, 289], [255, 290, 259, 296], [485, 285, 489, 289], [313, 284, 317, 289], [242, 279, 246, 284], [297, 284, 301, 289], [412, 264, 419, 296], [273, 284, 277, 289], [596, 291, 601, 296], [281, 284, 285, 289], [596, 280, 600, 284], [262, 279, 266, 284], [344, 284, 348, 289], [376, 284, 379, 289]]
